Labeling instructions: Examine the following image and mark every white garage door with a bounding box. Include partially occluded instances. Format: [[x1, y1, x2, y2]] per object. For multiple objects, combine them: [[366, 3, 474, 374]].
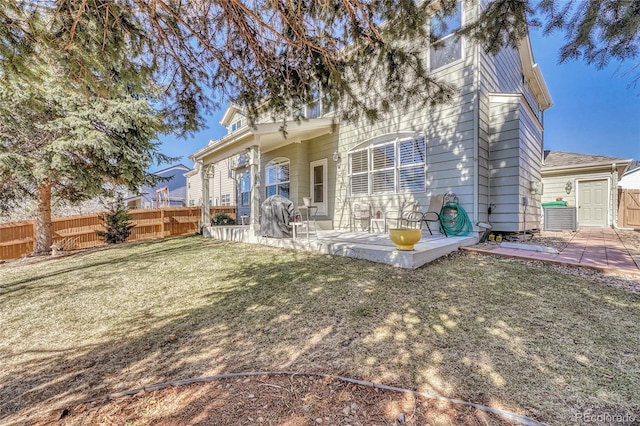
[[578, 180, 608, 227]]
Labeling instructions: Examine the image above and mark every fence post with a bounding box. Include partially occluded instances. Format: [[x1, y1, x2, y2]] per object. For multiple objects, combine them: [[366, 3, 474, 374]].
[[31, 221, 36, 254], [160, 208, 165, 237]]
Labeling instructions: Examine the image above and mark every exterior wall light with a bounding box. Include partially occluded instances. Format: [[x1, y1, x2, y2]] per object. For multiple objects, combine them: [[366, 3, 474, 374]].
[[332, 151, 341, 162], [565, 180, 573, 194]]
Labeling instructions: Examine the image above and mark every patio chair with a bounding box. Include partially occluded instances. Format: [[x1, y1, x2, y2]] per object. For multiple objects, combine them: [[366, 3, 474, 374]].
[[423, 194, 447, 236], [384, 201, 421, 232], [292, 205, 317, 240], [350, 202, 371, 232]]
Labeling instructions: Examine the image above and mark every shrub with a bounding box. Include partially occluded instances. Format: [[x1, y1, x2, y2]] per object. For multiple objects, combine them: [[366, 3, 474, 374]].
[[97, 195, 135, 244], [211, 213, 236, 226]]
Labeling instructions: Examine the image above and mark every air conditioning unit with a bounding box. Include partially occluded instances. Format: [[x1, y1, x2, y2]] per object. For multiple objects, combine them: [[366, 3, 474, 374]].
[[544, 207, 576, 231]]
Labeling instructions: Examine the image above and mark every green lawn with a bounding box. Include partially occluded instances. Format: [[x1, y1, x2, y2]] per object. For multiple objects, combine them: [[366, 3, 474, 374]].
[[1, 235, 639, 425]]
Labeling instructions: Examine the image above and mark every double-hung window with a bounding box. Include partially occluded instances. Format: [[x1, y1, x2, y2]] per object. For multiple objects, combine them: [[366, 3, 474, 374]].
[[265, 158, 290, 198], [349, 150, 369, 196], [398, 138, 426, 191], [371, 142, 395, 194], [349, 136, 426, 196], [240, 172, 251, 205], [430, 2, 462, 70], [220, 194, 231, 206]]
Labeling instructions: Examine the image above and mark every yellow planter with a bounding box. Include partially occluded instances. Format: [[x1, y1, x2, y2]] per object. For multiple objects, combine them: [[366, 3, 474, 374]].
[[389, 228, 422, 251]]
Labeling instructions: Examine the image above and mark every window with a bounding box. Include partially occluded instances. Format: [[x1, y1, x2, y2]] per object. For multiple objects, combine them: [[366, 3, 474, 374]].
[[371, 142, 395, 194], [265, 158, 290, 198], [231, 119, 243, 132], [292, 88, 334, 119], [221, 194, 231, 206], [349, 136, 426, 196], [240, 172, 251, 205], [349, 150, 369, 196], [430, 2, 462, 70], [398, 138, 426, 191]]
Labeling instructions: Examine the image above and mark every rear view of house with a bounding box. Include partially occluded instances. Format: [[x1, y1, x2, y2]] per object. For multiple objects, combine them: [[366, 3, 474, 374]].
[[191, 1, 552, 236]]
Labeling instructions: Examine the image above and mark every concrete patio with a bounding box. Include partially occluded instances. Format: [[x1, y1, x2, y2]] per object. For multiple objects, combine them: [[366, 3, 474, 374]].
[[203, 225, 478, 269]]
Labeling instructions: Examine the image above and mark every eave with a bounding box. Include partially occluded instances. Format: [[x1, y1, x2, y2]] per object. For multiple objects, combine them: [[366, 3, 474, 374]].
[[191, 118, 336, 165], [518, 35, 553, 111]]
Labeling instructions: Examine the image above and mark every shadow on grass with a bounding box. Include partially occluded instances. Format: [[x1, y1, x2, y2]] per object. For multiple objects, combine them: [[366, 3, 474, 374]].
[[1, 238, 639, 425], [0, 237, 214, 297]]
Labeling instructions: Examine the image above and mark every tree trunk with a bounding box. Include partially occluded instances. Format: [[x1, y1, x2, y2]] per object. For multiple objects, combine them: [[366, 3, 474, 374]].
[[34, 180, 53, 254]]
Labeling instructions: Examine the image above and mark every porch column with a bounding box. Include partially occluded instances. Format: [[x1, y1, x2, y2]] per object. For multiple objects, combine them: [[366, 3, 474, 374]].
[[201, 162, 211, 230], [248, 144, 261, 236]]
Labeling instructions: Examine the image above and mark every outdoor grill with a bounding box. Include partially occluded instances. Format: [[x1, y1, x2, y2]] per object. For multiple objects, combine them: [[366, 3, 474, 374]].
[[260, 195, 294, 238]]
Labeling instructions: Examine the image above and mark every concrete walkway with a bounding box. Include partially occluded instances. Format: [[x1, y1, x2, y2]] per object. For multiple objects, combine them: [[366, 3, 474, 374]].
[[463, 228, 640, 277]]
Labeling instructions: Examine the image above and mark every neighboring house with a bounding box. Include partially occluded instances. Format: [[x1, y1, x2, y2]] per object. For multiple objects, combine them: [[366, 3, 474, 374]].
[[191, 1, 553, 234], [618, 161, 640, 190], [185, 160, 237, 208], [124, 164, 190, 209], [541, 151, 631, 228]]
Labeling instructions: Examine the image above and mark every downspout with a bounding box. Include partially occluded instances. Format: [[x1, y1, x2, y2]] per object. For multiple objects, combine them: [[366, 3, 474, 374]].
[[612, 162, 617, 228], [472, 15, 480, 229]]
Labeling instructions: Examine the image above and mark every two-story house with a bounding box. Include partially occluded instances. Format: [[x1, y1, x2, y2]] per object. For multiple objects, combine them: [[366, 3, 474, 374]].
[[191, 1, 552, 235]]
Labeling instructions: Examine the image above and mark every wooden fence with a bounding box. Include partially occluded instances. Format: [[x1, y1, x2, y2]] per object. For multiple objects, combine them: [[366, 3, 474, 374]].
[[618, 189, 640, 229], [0, 206, 236, 261]]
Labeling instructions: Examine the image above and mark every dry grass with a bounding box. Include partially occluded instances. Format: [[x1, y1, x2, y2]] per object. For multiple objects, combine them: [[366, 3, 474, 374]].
[[1, 235, 639, 425]]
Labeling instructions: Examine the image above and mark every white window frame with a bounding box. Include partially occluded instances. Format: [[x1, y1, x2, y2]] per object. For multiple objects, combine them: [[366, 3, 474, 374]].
[[220, 194, 231, 206], [429, 1, 463, 71], [310, 158, 328, 215], [371, 141, 396, 195], [348, 135, 427, 196], [348, 149, 370, 196], [265, 158, 291, 199], [240, 171, 251, 206], [230, 119, 243, 133]]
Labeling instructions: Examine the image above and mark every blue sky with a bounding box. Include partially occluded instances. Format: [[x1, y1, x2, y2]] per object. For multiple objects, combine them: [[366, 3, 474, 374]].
[[157, 28, 640, 171], [528, 28, 640, 161]]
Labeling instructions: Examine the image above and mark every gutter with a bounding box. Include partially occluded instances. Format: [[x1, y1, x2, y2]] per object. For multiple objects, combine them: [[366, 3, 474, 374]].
[[191, 127, 254, 162], [542, 160, 632, 174]]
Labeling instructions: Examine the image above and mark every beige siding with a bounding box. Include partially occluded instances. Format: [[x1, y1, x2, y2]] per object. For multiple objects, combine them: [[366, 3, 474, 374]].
[[186, 160, 236, 207], [334, 24, 479, 229], [258, 132, 338, 219], [186, 173, 203, 207], [488, 94, 543, 232], [477, 0, 545, 233], [307, 132, 339, 220], [226, 111, 246, 133], [210, 160, 236, 206]]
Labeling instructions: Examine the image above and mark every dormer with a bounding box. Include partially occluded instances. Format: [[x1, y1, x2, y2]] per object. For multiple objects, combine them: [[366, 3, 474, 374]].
[[220, 105, 247, 134]]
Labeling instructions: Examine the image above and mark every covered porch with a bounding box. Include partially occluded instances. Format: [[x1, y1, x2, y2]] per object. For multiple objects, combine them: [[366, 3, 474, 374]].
[[191, 114, 337, 233], [202, 226, 478, 269]]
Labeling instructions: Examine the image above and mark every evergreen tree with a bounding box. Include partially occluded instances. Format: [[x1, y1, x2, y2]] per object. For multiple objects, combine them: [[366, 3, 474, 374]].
[[0, 59, 170, 253], [1, 0, 637, 131], [97, 195, 135, 244]]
